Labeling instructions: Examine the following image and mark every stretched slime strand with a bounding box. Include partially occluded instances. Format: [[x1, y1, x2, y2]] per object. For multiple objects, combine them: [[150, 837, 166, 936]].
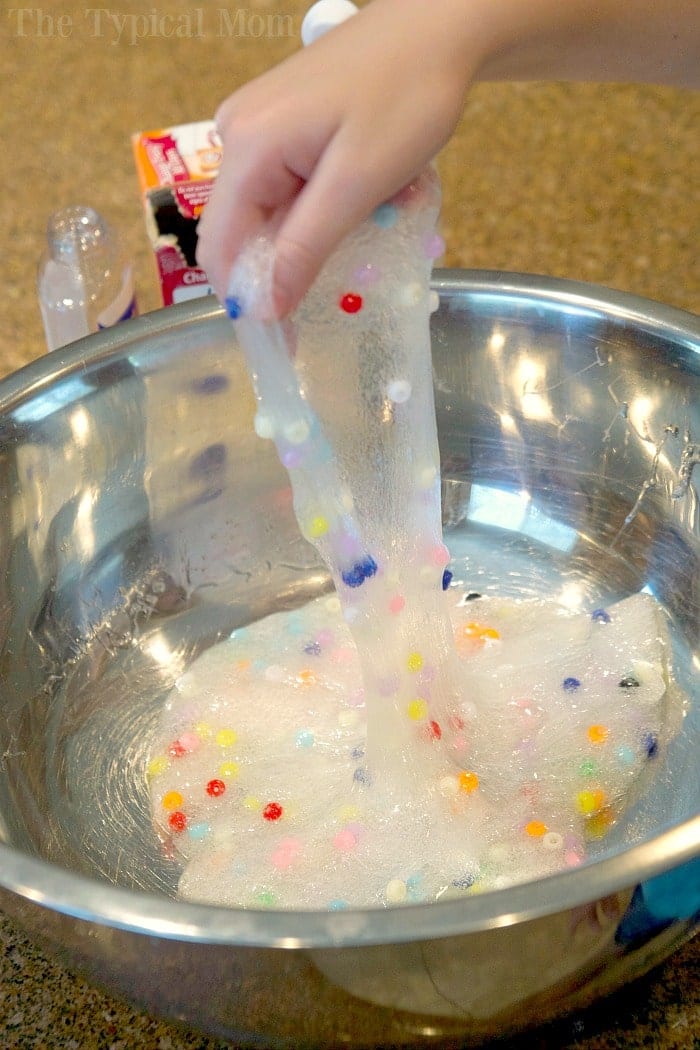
[[225, 167, 464, 780]]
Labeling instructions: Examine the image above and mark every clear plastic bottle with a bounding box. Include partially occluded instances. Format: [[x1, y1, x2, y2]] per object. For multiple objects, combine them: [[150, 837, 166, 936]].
[[37, 205, 137, 352]]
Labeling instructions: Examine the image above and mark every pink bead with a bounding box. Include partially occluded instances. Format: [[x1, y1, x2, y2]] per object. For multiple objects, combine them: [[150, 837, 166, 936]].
[[271, 837, 302, 869], [333, 828, 358, 852], [378, 674, 400, 697], [565, 850, 583, 868], [451, 734, 467, 752], [353, 262, 382, 287], [423, 232, 446, 259], [429, 544, 450, 567], [178, 731, 201, 753], [316, 628, 334, 646], [348, 688, 365, 707], [331, 646, 354, 664], [388, 594, 406, 614]]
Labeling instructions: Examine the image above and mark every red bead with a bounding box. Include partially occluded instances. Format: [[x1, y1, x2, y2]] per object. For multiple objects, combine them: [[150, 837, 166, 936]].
[[339, 293, 363, 314], [206, 778, 226, 797], [168, 740, 187, 758], [263, 801, 283, 821], [428, 720, 442, 740], [168, 811, 187, 832]]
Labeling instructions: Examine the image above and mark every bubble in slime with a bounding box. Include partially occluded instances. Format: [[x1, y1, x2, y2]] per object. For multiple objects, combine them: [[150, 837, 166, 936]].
[[147, 166, 686, 909]]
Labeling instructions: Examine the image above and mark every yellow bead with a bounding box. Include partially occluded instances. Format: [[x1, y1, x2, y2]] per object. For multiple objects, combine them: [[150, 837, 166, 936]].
[[407, 698, 428, 721], [308, 516, 329, 539], [162, 790, 183, 811], [576, 789, 607, 815], [407, 652, 423, 672], [147, 755, 169, 779], [585, 808, 614, 840], [337, 804, 361, 822], [216, 728, 238, 748], [219, 761, 240, 779], [242, 796, 261, 811], [194, 721, 212, 739]]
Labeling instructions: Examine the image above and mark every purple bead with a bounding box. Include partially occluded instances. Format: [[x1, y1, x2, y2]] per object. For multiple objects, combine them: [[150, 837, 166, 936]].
[[563, 676, 581, 692], [642, 732, 659, 759], [442, 569, 453, 591], [591, 608, 611, 624]]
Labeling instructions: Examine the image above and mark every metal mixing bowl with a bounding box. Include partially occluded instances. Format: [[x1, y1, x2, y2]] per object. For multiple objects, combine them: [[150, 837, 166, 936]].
[[0, 272, 698, 1047]]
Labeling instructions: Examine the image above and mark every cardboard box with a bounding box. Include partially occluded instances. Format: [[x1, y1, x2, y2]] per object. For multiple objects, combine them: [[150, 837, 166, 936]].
[[132, 121, 221, 305]]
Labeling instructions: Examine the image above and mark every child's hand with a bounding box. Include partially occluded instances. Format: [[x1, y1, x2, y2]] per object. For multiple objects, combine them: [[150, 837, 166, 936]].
[[196, 0, 477, 318]]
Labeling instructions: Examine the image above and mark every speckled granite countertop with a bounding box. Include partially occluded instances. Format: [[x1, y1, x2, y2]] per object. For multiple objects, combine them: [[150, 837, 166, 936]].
[[1, 2, 699, 1047]]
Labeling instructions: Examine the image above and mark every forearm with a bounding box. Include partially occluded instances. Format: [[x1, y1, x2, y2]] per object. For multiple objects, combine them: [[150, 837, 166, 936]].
[[466, 0, 700, 88]]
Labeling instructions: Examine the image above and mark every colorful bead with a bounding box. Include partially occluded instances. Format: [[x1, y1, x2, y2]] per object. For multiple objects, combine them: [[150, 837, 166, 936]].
[[373, 202, 399, 228], [178, 730, 201, 753], [216, 728, 238, 748], [341, 555, 378, 588], [642, 732, 659, 758], [386, 379, 412, 403], [271, 837, 302, 869], [253, 412, 276, 439], [162, 790, 184, 811], [295, 729, 315, 749], [333, 827, 358, 852], [303, 640, 322, 656], [195, 722, 213, 739], [458, 771, 480, 794], [388, 594, 406, 614], [442, 569, 453, 591], [426, 720, 442, 741], [464, 591, 482, 601], [542, 832, 564, 851], [219, 761, 240, 779], [429, 290, 440, 314], [168, 811, 187, 832], [224, 295, 242, 320], [353, 262, 381, 287], [619, 674, 641, 688], [263, 801, 283, 822], [591, 608, 611, 623], [407, 652, 424, 672], [308, 515, 329, 538], [188, 821, 211, 840], [525, 820, 548, 838], [405, 697, 428, 722], [283, 419, 310, 445], [206, 778, 226, 797], [452, 873, 475, 889], [563, 677, 581, 692], [168, 740, 187, 758], [297, 669, 318, 686], [423, 232, 445, 259], [429, 544, 450, 568], [578, 758, 598, 778], [328, 898, 349, 910], [385, 878, 407, 903], [147, 756, 169, 778], [587, 724, 609, 745], [339, 292, 363, 314], [616, 745, 635, 766], [242, 795, 261, 811], [575, 789, 606, 815]]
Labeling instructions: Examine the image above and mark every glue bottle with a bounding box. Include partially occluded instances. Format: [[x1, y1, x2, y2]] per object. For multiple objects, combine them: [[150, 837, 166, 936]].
[[37, 205, 137, 352]]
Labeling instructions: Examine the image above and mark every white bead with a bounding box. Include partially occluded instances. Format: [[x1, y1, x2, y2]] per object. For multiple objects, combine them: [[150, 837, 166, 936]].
[[283, 419, 311, 444], [386, 378, 412, 404], [253, 412, 275, 439], [385, 878, 407, 903], [429, 290, 440, 313], [301, 0, 358, 46]]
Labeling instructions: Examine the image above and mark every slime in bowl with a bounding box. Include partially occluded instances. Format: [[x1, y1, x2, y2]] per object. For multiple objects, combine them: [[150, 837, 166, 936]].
[[0, 265, 697, 1046]]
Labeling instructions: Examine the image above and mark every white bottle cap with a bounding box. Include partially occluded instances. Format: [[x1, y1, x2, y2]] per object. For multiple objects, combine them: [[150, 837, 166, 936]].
[[301, 0, 359, 46]]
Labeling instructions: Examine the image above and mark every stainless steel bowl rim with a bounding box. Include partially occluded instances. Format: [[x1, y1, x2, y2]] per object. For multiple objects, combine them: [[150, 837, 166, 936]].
[[1, 270, 698, 949]]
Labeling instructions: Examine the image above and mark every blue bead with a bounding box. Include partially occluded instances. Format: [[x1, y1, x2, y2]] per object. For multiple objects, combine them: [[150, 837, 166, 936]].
[[591, 608, 611, 623], [350, 746, 365, 760], [328, 899, 349, 911], [353, 766, 372, 785], [188, 822, 211, 841], [563, 676, 581, 692], [303, 641, 322, 656], [372, 202, 399, 228], [295, 730, 314, 749], [442, 569, 453, 591], [341, 555, 378, 588], [642, 732, 659, 759], [224, 295, 243, 320]]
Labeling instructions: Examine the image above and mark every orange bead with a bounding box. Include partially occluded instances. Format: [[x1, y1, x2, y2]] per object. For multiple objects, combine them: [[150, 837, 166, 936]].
[[525, 820, 548, 838], [458, 771, 480, 794], [298, 669, 318, 686], [587, 724, 609, 745]]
